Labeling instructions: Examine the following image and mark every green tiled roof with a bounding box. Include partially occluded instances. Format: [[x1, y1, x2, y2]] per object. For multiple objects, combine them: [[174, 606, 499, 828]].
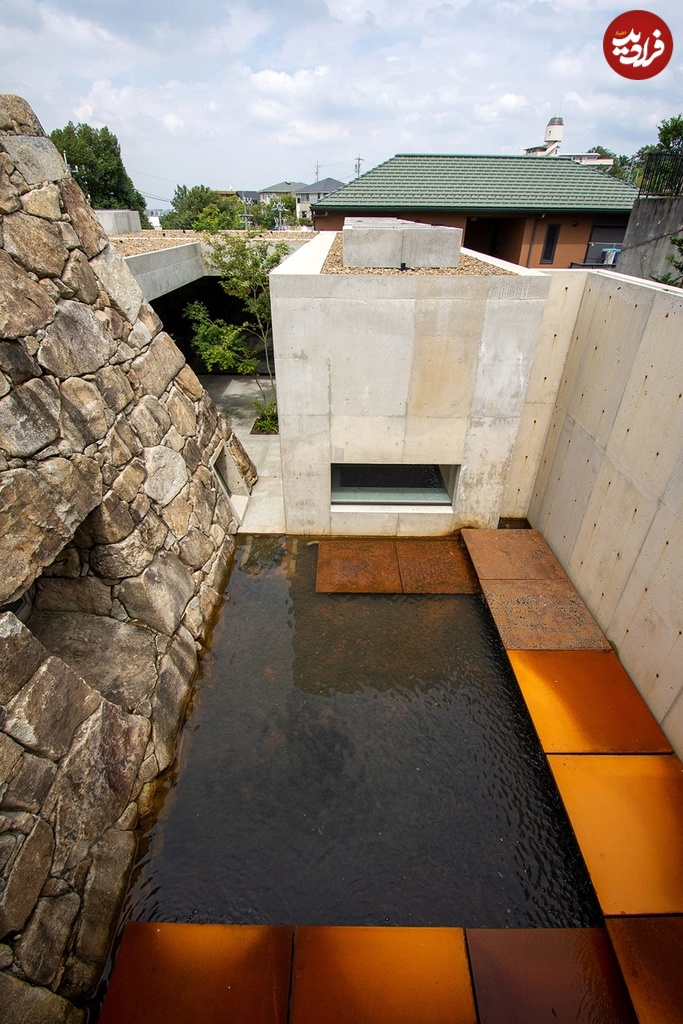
[[313, 154, 638, 213]]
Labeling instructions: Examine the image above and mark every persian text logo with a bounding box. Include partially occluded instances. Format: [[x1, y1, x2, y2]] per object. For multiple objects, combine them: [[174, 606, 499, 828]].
[[603, 10, 673, 79]]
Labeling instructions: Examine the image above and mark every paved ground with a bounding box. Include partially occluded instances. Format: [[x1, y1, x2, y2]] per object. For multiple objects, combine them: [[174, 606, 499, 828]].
[[199, 375, 285, 534]]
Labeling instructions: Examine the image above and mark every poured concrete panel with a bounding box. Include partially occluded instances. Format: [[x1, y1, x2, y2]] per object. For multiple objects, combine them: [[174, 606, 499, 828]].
[[606, 288, 683, 495], [458, 417, 519, 528], [272, 237, 550, 535], [469, 297, 547, 420], [566, 457, 658, 625], [96, 210, 141, 234], [342, 217, 463, 269], [608, 503, 683, 724], [125, 243, 206, 301], [501, 402, 554, 517], [563, 275, 655, 448], [330, 415, 405, 462], [531, 418, 602, 567]]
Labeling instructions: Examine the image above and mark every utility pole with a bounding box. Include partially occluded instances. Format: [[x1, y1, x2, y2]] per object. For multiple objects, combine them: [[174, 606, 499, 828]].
[[354, 155, 364, 178], [315, 161, 321, 182]]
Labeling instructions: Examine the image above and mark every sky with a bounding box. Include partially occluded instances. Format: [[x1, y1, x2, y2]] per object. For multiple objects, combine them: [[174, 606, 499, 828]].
[[1, 0, 681, 207]]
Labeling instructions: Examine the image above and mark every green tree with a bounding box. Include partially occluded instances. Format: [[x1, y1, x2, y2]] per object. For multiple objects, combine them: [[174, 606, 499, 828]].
[[589, 145, 633, 180], [50, 122, 150, 225], [184, 302, 258, 373], [160, 185, 244, 230], [192, 196, 243, 233], [656, 114, 683, 153], [251, 193, 297, 230], [185, 233, 290, 431]]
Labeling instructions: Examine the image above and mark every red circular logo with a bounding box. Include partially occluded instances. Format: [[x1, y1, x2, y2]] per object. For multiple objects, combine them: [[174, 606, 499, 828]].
[[604, 10, 673, 79]]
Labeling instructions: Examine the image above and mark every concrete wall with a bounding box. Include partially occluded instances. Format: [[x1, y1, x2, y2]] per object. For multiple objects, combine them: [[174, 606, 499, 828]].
[[271, 233, 550, 535], [529, 270, 683, 755], [125, 241, 209, 301], [616, 196, 683, 281], [95, 209, 141, 235]]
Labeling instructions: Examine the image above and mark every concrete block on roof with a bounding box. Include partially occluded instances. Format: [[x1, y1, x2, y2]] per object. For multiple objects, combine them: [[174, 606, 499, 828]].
[[342, 217, 463, 268]]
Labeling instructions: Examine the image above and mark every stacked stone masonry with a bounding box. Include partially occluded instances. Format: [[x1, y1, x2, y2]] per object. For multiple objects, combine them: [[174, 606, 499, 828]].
[[0, 95, 256, 1021]]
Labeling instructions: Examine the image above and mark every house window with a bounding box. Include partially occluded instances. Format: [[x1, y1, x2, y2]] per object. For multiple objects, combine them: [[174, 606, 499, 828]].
[[331, 463, 457, 505], [540, 224, 561, 263]]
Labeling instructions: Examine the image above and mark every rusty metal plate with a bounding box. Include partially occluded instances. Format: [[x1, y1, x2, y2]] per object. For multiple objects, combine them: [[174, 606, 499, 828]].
[[466, 927, 637, 1024], [461, 529, 567, 581], [480, 580, 611, 650], [316, 539, 402, 593], [606, 915, 683, 1024], [549, 754, 683, 916], [508, 650, 672, 753], [396, 538, 480, 593], [99, 922, 293, 1024], [290, 926, 477, 1024]]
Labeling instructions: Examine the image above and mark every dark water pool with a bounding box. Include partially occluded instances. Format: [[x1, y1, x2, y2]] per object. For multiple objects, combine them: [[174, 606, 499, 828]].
[[125, 535, 600, 928]]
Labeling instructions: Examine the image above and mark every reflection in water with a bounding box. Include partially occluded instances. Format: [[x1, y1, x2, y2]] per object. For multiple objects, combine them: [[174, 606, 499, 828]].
[[125, 537, 600, 928]]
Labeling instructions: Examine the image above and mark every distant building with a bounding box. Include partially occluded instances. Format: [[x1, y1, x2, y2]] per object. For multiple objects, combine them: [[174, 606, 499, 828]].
[[294, 178, 345, 220], [259, 180, 308, 203], [312, 153, 637, 268], [524, 116, 615, 170]]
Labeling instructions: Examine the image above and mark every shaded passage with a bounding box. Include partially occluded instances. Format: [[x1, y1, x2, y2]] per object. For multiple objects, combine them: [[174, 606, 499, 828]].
[[125, 536, 600, 928]]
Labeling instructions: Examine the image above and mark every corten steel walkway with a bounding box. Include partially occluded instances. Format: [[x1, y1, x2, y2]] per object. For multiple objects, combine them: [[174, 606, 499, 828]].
[[100, 532, 683, 1024]]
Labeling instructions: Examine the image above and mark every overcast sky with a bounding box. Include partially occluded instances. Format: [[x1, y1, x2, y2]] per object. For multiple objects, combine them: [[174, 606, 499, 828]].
[[1, 0, 681, 205]]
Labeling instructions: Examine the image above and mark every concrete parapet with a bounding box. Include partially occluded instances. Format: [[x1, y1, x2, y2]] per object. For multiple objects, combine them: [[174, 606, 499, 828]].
[[95, 209, 142, 235], [342, 217, 463, 268]]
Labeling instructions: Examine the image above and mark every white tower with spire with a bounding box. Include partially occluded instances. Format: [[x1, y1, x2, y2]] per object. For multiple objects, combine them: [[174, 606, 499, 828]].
[[525, 116, 564, 156]]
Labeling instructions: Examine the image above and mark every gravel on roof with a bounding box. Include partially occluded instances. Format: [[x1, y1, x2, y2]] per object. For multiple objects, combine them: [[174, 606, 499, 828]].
[[111, 229, 317, 257], [321, 232, 514, 275]]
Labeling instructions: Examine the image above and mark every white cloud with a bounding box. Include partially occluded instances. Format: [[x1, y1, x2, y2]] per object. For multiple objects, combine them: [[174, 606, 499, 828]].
[[1, 0, 681, 194]]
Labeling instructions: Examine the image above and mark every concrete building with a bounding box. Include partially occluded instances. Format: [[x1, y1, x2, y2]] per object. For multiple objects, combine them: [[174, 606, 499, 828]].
[[270, 219, 683, 755], [312, 154, 637, 268]]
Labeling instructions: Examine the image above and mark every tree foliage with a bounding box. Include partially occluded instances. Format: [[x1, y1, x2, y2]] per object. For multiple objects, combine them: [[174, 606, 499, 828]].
[[160, 185, 243, 230], [588, 144, 633, 180], [185, 234, 290, 431], [50, 122, 149, 220], [249, 193, 297, 230], [184, 302, 258, 373], [656, 115, 683, 153]]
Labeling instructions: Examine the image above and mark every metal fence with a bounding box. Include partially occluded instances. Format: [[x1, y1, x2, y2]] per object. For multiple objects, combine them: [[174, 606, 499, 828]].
[[638, 151, 683, 199]]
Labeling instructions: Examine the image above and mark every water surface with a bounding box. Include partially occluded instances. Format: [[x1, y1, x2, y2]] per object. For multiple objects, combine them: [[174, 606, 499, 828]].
[[126, 536, 600, 928]]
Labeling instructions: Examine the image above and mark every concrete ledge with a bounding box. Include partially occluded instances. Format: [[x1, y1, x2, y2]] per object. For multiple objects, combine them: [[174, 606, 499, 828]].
[[124, 243, 208, 300], [342, 217, 463, 269], [96, 210, 141, 234]]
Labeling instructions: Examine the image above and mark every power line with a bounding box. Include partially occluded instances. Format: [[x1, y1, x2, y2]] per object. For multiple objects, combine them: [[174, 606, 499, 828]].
[[139, 190, 173, 203], [130, 170, 179, 184]]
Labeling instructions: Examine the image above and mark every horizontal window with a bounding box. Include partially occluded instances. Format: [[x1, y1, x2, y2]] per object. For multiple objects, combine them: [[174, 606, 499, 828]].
[[331, 463, 457, 506]]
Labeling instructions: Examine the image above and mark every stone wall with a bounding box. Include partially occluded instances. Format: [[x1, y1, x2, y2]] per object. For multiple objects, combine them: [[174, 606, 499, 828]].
[[0, 95, 256, 1021]]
